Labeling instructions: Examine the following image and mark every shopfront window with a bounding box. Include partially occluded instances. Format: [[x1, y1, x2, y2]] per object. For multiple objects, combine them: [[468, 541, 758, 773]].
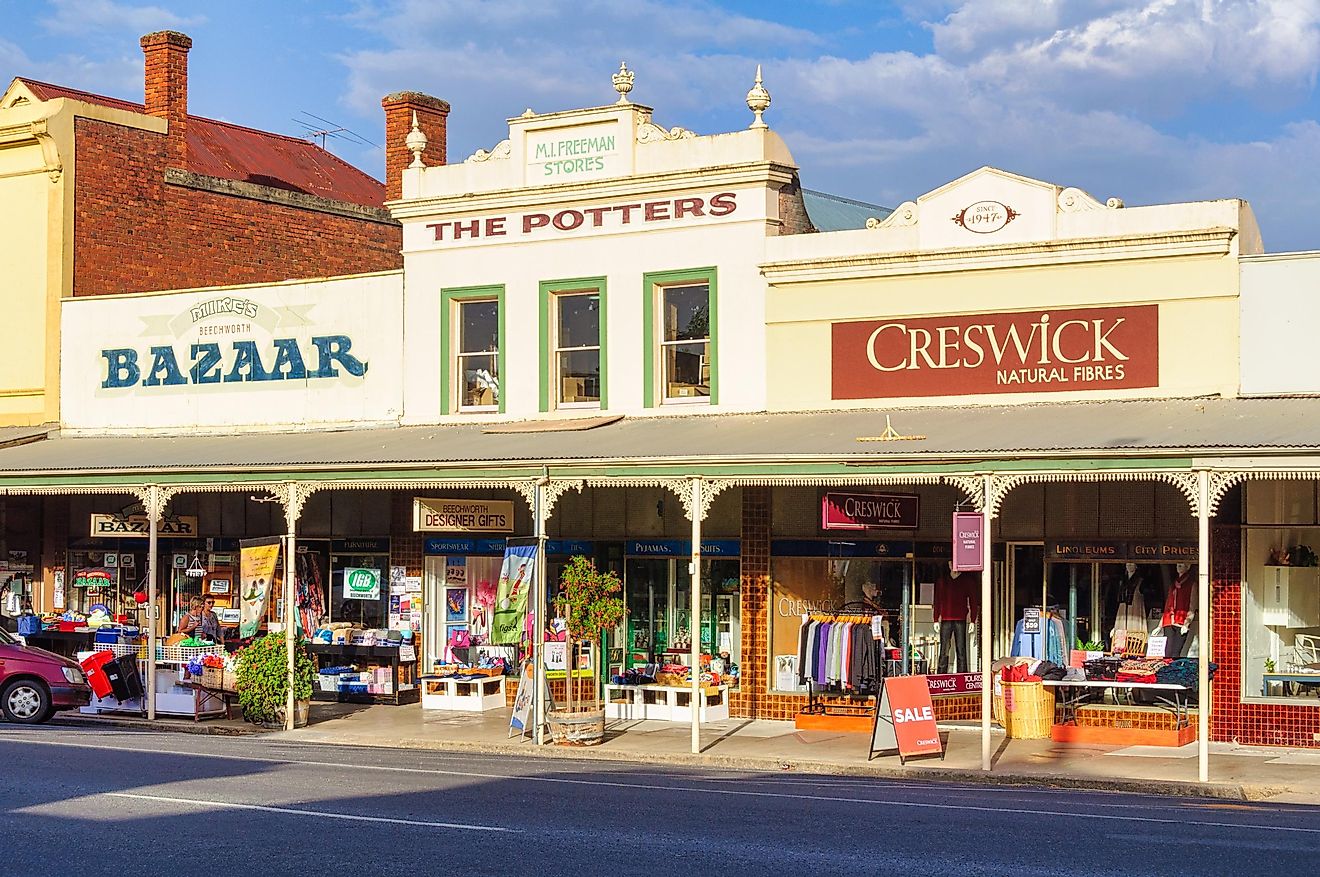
[[618, 554, 741, 684], [553, 290, 601, 407], [330, 552, 389, 629], [457, 298, 500, 410]]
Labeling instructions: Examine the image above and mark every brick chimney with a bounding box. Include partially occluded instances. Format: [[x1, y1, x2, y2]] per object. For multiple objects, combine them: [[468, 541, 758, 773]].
[[140, 30, 192, 167], [381, 91, 449, 201]]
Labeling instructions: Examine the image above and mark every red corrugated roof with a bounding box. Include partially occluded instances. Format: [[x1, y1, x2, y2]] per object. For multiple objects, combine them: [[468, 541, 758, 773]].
[[19, 78, 386, 209]]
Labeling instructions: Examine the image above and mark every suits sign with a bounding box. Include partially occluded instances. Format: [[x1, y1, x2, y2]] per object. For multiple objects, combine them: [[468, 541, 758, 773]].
[[832, 305, 1158, 399]]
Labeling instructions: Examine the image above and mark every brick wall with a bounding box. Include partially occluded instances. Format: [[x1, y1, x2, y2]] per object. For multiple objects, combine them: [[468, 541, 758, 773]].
[[776, 174, 815, 236], [1211, 526, 1320, 746], [72, 118, 401, 296]]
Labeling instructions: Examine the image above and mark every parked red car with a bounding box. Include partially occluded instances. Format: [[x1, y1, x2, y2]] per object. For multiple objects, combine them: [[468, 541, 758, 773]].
[[0, 625, 91, 723]]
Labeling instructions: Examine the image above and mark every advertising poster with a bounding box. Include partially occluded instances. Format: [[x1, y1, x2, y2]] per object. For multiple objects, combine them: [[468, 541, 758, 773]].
[[492, 542, 537, 644], [239, 538, 282, 639], [343, 567, 381, 600]]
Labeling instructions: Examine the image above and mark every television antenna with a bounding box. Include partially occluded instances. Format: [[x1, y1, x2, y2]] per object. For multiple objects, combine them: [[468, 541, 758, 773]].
[[292, 111, 380, 151]]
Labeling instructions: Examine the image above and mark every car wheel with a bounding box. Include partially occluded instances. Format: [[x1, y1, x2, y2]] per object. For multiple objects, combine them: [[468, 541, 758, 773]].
[[2, 679, 52, 724]]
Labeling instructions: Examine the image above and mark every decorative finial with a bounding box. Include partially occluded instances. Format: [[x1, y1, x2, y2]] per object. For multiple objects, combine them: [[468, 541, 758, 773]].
[[746, 64, 771, 129], [612, 61, 635, 104], [405, 111, 428, 169], [521, 107, 536, 118]]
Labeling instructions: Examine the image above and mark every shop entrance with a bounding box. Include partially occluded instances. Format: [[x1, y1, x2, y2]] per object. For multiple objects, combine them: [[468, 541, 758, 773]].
[[621, 552, 741, 674], [996, 542, 1044, 660]]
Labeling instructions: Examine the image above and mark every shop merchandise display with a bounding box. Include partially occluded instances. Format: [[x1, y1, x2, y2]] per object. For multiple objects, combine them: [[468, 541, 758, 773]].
[[1010, 610, 1068, 665], [796, 614, 882, 691], [309, 623, 419, 704]]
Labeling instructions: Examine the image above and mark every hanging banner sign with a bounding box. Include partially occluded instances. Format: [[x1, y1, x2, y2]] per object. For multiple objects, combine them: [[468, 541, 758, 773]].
[[90, 513, 198, 538], [821, 492, 919, 531], [73, 568, 113, 589], [414, 498, 515, 533], [492, 541, 538, 644], [951, 512, 985, 571], [832, 304, 1159, 400], [870, 675, 943, 763], [343, 567, 381, 600], [239, 538, 282, 638]]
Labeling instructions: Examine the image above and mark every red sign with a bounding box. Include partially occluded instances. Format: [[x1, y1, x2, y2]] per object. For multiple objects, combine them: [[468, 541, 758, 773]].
[[872, 675, 943, 761], [926, 672, 982, 696], [831, 304, 1158, 400], [822, 492, 919, 531], [952, 511, 984, 571]]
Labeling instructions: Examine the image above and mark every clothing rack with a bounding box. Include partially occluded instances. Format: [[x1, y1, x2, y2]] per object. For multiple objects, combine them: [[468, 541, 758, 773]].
[[799, 601, 890, 719]]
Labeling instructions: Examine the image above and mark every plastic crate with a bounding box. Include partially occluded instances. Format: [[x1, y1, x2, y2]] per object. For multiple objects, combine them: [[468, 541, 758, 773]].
[[157, 644, 225, 665]]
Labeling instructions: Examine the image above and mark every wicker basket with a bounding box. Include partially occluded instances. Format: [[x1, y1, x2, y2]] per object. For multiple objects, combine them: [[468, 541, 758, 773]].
[[1001, 681, 1055, 739]]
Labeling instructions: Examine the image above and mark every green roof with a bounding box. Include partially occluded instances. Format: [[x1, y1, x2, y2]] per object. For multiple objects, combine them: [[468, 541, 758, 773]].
[[802, 189, 891, 231]]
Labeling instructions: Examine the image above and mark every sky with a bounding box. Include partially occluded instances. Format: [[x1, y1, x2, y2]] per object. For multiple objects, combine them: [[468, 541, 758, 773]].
[[3, 0, 1320, 250]]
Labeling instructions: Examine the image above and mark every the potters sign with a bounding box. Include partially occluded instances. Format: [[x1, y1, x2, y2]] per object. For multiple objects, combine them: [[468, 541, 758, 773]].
[[343, 567, 381, 600], [90, 512, 199, 538], [413, 498, 515, 533], [831, 304, 1159, 399], [821, 492, 919, 531]]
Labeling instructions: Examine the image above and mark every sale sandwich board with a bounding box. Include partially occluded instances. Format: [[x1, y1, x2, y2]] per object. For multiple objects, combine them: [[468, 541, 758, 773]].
[[869, 675, 944, 763]]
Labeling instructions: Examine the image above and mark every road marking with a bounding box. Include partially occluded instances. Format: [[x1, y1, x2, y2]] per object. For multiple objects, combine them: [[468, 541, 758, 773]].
[[105, 792, 515, 832], [5, 733, 1314, 835]]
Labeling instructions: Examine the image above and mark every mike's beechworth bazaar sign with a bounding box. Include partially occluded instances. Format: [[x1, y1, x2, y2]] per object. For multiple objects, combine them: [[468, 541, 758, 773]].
[[831, 304, 1158, 399]]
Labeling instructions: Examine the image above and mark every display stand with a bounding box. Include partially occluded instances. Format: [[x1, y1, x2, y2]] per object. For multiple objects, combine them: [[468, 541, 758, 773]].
[[309, 642, 419, 705], [420, 675, 506, 711], [603, 683, 730, 722]]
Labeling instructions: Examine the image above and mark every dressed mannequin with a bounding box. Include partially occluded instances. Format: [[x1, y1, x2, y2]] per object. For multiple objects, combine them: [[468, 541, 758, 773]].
[[1109, 562, 1148, 648], [933, 561, 979, 673], [1159, 562, 1197, 657]]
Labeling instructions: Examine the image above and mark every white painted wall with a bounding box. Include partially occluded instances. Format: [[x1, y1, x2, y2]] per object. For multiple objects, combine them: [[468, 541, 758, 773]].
[[1241, 252, 1320, 395], [61, 272, 404, 434]]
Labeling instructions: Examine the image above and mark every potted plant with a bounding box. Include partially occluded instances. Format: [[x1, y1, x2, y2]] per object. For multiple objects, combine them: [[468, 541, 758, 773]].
[[547, 555, 625, 746], [235, 632, 316, 728]]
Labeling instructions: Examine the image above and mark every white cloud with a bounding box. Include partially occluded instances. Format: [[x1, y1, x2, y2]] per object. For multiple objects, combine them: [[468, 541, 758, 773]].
[[41, 0, 204, 37]]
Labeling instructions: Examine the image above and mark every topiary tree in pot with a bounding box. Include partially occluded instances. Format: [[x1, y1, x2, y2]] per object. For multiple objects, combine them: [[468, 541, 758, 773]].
[[548, 555, 625, 745], [236, 632, 316, 728]]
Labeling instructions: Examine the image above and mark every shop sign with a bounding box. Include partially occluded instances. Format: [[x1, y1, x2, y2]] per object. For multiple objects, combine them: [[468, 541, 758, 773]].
[[343, 567, 381, 600], [527, 125, 619, 179], [770, 539, 914, 558], [414, 498, 515, 533], [926, 672, 982, 696], [871, 675, 943, 762], [1023, 606, 1041, 634], [624, 539, 741, 557], [951, 512, 984, 571], [423, 192, 738, 246], [821, 492, 919, 531], [331, 538, 391, 554], [100, 334, 367, 389], [952, 200, 1018, 234], [1128, 540, 1197, 561], [89, 513, 198, 538], [915, 541, 952, 559], [1046, 540, 1197, 562], [73, 568, 113, 588], [831, 304, 1159, 400], [546, 539, 594, 557], [423, 537, 508, 555]]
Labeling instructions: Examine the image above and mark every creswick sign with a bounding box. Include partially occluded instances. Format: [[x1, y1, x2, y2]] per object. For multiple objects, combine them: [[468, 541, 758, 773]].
[[832, 305, 1158, 399]]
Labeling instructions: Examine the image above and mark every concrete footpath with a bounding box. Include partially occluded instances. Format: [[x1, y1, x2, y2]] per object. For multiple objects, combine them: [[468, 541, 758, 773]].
[[53, 702, 1320, 805]]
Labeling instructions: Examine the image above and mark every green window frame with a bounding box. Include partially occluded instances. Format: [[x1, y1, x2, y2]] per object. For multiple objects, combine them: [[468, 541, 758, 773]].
[[539, 276, 608, 412], [641, 266, 718, 408], [440, 284, 506, 415]]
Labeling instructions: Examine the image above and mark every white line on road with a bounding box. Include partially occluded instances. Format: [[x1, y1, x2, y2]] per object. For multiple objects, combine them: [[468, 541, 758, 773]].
[[105, 792, 515, 832], [7, 733, 1317, 836]]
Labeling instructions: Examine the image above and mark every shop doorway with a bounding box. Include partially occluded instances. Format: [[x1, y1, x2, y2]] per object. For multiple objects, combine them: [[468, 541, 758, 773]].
[[996, 542, 1044, 658], [620, 555, 741, 673]]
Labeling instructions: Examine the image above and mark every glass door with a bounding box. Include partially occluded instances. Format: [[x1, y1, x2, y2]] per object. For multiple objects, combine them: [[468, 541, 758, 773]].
[[423, 556, 445, 668], [998, 542, 1044, 658], [624, 558, 670, 667]]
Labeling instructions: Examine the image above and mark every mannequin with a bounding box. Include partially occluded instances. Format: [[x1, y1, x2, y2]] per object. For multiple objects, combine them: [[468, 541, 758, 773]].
[[933, 561, 979, 673], [1109, 562, 1148, 648], [1160, 562, 1196, 657]]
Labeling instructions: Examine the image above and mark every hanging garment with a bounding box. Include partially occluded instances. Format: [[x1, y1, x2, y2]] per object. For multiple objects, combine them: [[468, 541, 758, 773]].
[[815, 621, 831, 686], [1011, 618, 1042, 659], [797, 618, 813, 684], [1112, 583, 1147, 641], [840, 623, 853, 689], [1161, 571, 1196, 629]]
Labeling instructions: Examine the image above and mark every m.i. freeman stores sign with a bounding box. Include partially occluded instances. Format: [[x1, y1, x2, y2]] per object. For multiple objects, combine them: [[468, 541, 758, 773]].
[[832, 304, 1159, 399]]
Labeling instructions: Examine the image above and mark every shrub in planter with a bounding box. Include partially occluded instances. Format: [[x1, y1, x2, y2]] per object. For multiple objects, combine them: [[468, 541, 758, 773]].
[[549, 556, 625, 745], [236, 632, 315, 726]]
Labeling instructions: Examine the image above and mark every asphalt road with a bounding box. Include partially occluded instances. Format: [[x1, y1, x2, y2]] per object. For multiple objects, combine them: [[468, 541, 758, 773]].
[[1, 726, 1318, 876]]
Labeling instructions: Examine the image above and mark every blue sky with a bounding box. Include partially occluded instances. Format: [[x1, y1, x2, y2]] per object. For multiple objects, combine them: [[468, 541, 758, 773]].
[[4, 0, 1320, 249]]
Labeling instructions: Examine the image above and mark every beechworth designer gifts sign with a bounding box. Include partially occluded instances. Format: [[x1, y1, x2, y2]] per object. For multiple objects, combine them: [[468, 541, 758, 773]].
[[831, 305, 1158, 400]]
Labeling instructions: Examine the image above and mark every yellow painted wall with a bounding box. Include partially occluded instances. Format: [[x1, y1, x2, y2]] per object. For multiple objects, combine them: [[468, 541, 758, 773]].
[[0, 141, 54, 423], [766, 253, 1240, 410]]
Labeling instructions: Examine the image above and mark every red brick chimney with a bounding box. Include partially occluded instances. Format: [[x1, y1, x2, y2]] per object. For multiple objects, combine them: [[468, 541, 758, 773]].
[[140, 30, 192, 168], [381, 92, 449, 201]]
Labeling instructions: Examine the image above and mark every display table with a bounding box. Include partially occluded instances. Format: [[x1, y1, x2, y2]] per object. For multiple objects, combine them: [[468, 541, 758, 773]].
[[24, 629, 96, 658], [310, 643, 419, 705], [1043, 679, 1194, 746], [604, 683, 729, 722], [1262, 672, 1320, 697], [420, 675, 506, 711], [1043, 679, 1192, 727]]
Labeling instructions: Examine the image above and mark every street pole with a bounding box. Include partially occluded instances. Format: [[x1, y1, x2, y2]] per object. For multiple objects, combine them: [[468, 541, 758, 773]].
[[1197, 470, 1210, 783], [146, 485, 159, 720], [533, 479, 548, 745], [981, 474, 993, 773], [690, 477, 702, 756], [285, 483, 297, 733]]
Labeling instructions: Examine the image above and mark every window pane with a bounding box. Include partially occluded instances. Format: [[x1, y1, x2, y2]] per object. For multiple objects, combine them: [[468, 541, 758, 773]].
[[662, 284, 709, 342], [558, 349, 600, 403], [459, 300, 499, 354], [557, 292, 599, 350], [459, 353, 499, 407], [663, 341, 709, 399]]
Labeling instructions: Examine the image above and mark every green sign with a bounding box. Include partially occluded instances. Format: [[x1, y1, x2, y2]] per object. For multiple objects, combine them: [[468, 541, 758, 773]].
[[343, 567, 381, 600]]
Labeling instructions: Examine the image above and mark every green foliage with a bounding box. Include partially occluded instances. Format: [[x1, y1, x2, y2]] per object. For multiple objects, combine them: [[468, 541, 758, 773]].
[[235, 632, 316, 725], [555, 555, 625, 642]]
